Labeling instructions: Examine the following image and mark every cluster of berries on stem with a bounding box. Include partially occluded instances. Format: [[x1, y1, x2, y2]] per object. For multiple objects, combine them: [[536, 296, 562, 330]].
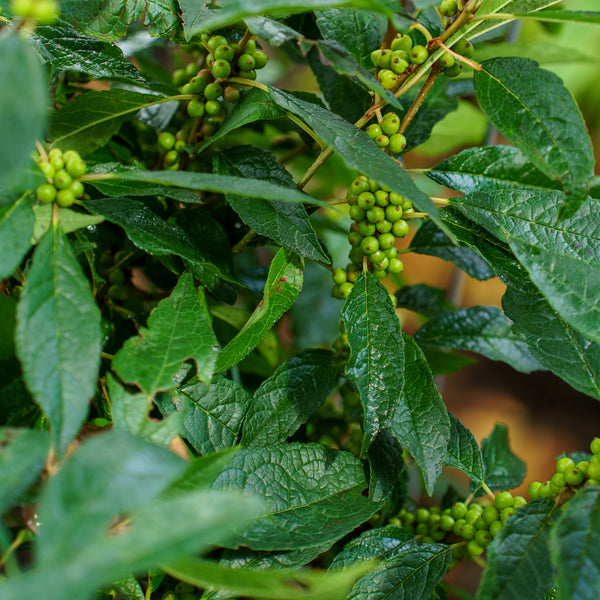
[[35, 148, 87, 208]]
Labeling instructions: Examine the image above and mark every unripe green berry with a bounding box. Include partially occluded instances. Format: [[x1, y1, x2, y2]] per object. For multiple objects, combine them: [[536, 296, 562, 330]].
[[376, 220, 393, 233], [366, 124, 382, 139], [392, 219, 409, 237], [438, 52, 455, 69], [252, 50, 268, 69], [164, 150, 179, 166], [39, 161, 55, 181], [385, 205, 403, 222], [556, 457, 575, 474], [379, 70, 399, 90], [360, 236, 379, 254], [539, 482, 553, 498], [389, 192, 404, 206], [440, 0, 458, 16], [214, 44, 235, 62], [489, 520, 503, 536], [349, 205, 366, 222], [587, 461, 600, 480], [373, 269, 388, 280], [375, 190, 390, 206], [440, 515, 455, 531], [367, 178, 379, 192], [351, 176, 370, 195], [451, 502, 468, 520], [390, 56, 409, 75], [185, 62, 199, 78], [366, 206, 385, 224], [237, 53, 256, 71], [381, 116, 400, 135], [371, 256, 389, 271], [378, 233, 396, 250], [494, 491, 514, 510], [207, 35, 228, 51], [375, 134, 390, 148], [452, 518, 466, 535], [173, 69, 187, 86], [333, 268, 347, 285], [528, 482, 542, 500], [565, 469, 584, 486], [376, 49, 392, 69], [50, 155, 64, 171], [238, 69, 257, 80], [513, 496, 527, 509], [551, 472, 566, 489], [475, 530, 491, 547], [482, 505, 499, 525], [211, 59, 231, 79], [36, 183, 56, 204], [389, 133, 407, 154], [409, 45, 428, 64], [339, 282, 354, 298], [56, 188, 75, 207], [576, 461, 589, 475], [66, 157, 87, 178], [348, 231, 363, 247], [70, 180, 84, 198], [587, 479, 600, 486], [357, 192, 375, 210], [385, 247, 399, 260], [591, 438, 600, 455], [108, 269, 126, 286], [224, 86, 240, 103], [158, 131, 175, 151], [444, 63, 463, 78], [460, 523, 476, 540], [465, 510, 479, 525], [205, 100, 222, 116], [187, 100, 205, 118], [468, 540, 485, 556], [390, 34, 413, 52], [358, 220, 376, 237], [388, 258, 404, 274], [204, 82, 223, 100], [371, 49, 383, 67], [500, 507, 515, 523], [54, 169, 73, 190], [454, 39, 474, 58]]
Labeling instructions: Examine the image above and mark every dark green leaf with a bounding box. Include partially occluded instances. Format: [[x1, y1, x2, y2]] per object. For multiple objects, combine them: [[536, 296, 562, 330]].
[[394, 283, 455, 318], [59, 0, 180, 41], [171, 377, 251, 455], [267, 87, 455, 241], [15, 225, 101, 455], [415, 306, 541, 373], [49, 89, 164, 156], [315, 8, 387, 67], [31, 205, 104, 244], [446, 413, 485, 485], [0, 428, 50, 514], [0, 194, 34, 279], [426, 145, 560, 194], [164, 556, 371, 600], [422, 348, 477, 376], [346, 543, 452, 600], [0, 33, 47, 186], [550, 488, 600, 600], [242, 349, 338, 446], [516, 9, 600, 23], [111, 575, 145, 600], [215, 248, 303, 373], [503, 287, 600, 400], [410, 220, 495, 281], [86, 198, 238, 285], [477, 499, 555, 600], [113, 272, 218, 396], [215, 146, 329, 263], [245, 16, 303, 46], [32, 24, 146, 83], [478, 424, 526, 492], [367, 430, 408, 506], [211, 443, 381, 550], [508, 237, 600, 346], [474, 41, 596, 65], [474, 58, 594, 218]]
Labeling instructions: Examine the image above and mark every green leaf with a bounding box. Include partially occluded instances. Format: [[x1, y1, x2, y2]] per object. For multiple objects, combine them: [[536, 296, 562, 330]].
[[31, 205, 104, 244], [111, 574, 145, 600], [0, 194, 34, 279], [410, 220, 495, 281], [315, 8, 387, 67], [164, 556, 372, 600], [415, 306, 541, 373], [473, 41, 597, 65], [0, 33, 47, 187], [478, 424, 526, 492], [215, 146, 329, 263], [59, 0, 180, 41], [107, 374, 184, 448], [49, 89, 164, 156], [343, 273, 450, 493], [15, 224, 101, 456], [171, 377, 251, 455], [426, 145, 560, 194], [245, 16, 303, 46], [550, 488, 600, 600], [113, 272, 218, 397], [346, 543, 452, 600], [516, 9, 600, 23], [86, 198, 238, 285], [394, 283, 455, 318], [508, 237, 600, 346], [477, 499, 555, 600], [474, 58, 594, 218], [267, 87, 455, 242], [367, 431, 407, 506], [422, 348, 477, 376], [342, 272, 405, 456], [216, 248, 303, 373], [0, 428, 50, 514], [104, 168, 328, 208], [446, 414, 485, 486], [32, 24, 146, 83], [241, 349, 338, 446], [211, 443, 381, 550], [180, 0, 393, 39], [503, 287, 600, 400]]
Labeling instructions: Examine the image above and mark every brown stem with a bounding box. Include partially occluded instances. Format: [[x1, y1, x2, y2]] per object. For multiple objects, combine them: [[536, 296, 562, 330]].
[[398, 66, 441, 135], [232, 229, 257, 255]]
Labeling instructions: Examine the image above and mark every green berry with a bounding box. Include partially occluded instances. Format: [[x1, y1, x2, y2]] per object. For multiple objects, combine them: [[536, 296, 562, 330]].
[[388, 258, 404, 274], [378, 233, 396, 250], [444, 63, 463, 78], [551, 472, 566, 489], [381, 116, 400, 135], [54, 169, 73, 190], [211, 59, 231, 79], [187, 100, 205, 118], [351, 176, 370, 195], [205, 100, 222, 116], [339, 282, 354, 298], [587, 479, 600, 486], [481, 505, 499, 525], [385, 247, 399, 259], [50, 155, 64, 171], [333, 268, 347, 285], [224, 86, 240, 103], [10, 0, 34, 17], [56, 188, 75, 207], [39, 161, 55, 181], [214, 44, 235, 62], [460, 523, 476, 540], [438, 52, 455, 69], [454, 39, 474, 58], [475, 530, 491, 547], [185, 62, 199, 78], [591, 438, 600, 455], [467, 540, 485, 556], [465, 510, 479, 525], [357, 192, 375, 209], [500, 507, 515, 523], [539, 482, 553, 498], [376, 49, 392, 69], [238, 69, 257, 80], [31, 0, 59, 24], [379, 69, 399, 90], [452, 518, 466, 535], [172, 69, 187, 86], [440, 515, 455, 531], [252, 50, 268, 69], [366, 124, 382, 139], [513, 496, 527, 509], [392, 219, 409, 237], [556, 457, 575, 473], [358, 220, 376, 237], [375, 190, 390, 206], [164, 150, 179, 166], [70, 180, 84, 198], [440, 0, 458, 16], [237, 53, 256, 71], [389, 192, 404, 206], [390, 33, 413, 52], [565, 469, 584, 486], [587, 461, 600, 480], [375, 134, 390, 148], [451, 502, 468, 520], [389, 133, 407, 154], [489, 520, 503, 536], [376, 220, 393, 234], [409, 45, 429, 64], [385, 205, 403, 222], [360, 236, 379, 255], [207, 35, 228, 51], [158, 131, 175, 151], [35, 183, 56, 204], [348, 231, 363, 247], [494, 491, 514, 510], [371, 49, 383, 66], [528, 481, 542, 499], [108, 269, 126, 286], [66, 157, 86, 178], [204, 82, 223, 100], [390, 54, 409, 75], [366, 206, 385, 224], [349, 205, 366, 222], [577, 461, 589, 475]]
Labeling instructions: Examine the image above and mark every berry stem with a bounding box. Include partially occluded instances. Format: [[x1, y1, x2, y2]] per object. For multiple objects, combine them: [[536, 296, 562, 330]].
[[410, 22, 433, 42], [232, 229, 257, 255], [35, 140, 48, 162], [398, 66, 441, 135], [233, 28, 253, 63], [481, 482, 496, 502], [402, 212, 427, 219], [297, 147, 334, 190], [436, 39, 482, 70], [51, 201, 59, 226], [471, 554, 487, 569]]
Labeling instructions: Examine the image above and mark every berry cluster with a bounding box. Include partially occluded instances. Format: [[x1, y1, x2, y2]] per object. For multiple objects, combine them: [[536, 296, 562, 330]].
[[371, 33, 429, 91], [157, 132, 187, 171], [331, 176, 413, 299], [35, 149, 87, 208], [9, 0, 58, 24], [172, 35, 268, 140], [392, 491, 528, 563], [366, 112, 406, 154], [528, 437, 600, 499], [440, 39, 475, 79]]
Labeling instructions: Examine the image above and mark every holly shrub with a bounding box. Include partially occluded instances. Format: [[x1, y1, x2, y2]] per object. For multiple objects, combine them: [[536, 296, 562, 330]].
[[1, 0, 599, 599]]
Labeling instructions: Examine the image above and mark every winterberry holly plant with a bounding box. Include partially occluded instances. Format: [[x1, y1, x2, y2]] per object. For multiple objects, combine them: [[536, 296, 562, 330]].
[[1, 0, 600, 599]]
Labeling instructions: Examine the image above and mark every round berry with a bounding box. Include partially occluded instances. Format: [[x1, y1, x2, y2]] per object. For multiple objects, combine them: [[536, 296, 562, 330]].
[[389, 133, 407, 154], [392, 220, 409, 237], [39, 161, 55, 181], [164, 150, 179, 166], [388, 258, 404, 274], [376, 220, 393, 234], [252, 50, 268, 69], [489, 520, 503, 536], [440, 515, 455, 531], [556, 457, 575, 474], [205, 100, 223, 116], [237, 53, 256, 71], [214, 44, 235, 62], [339, 282, 354, 298], [358, 220, 376, 237], [50, 155, 64, 171], [172, 69, 187, 86], [366, 124, 382, 139], [391, 34, 413, 52], [371, 49, 383, 66], [500, 507, 515, 523], [54, 169, 73, 190], [409, 45, 429, 65], [467, 540, 485, 556], [482, 505, 499, 525], [204, 82, 223, 100], [460, 523, 476, 540], [385, 247, 399, 259], [475, 530, 491, 547], [551, 472, 566, 489], [452, 518, 466, 535], [381, 116, 400, 135], [36, 183, 56, 204], [440, 0, 458, 16], [158, 131, 175, 151], [238, 69, 257, 80], [576, 461, 589, 475], [56, 188, 75, 207], [591, 438, 600, 455], [375, 190, 390, 207], [373, 269, 387, 280], [31, 0, 58, 24], [587, 461, 600, 480], [379, 70, 399, 90], [207, 35, 228, 51], [333, 268, 347, 285], [360, 236, 379, 255], [357, 192, 375, 210], [224, 86, 240, 103], [70, 180, 84, 198], [366, 206, 385, 224], [438, 52, 455, 69], [494, 491, 514, 510], [389, 192, 404, 206], [351, 176, 370, 195], [212, 59, 231, 79], [187, 100, 205, 118], [385, 205, 404, 222], [348, 231, 363, 247], [377, 50, 392, 69], [513, 496, 527, 508], [451, 502, 468, 520], [378, 233, 396, 250], [454, 39, 474, 58], [349, 205, 366, 222], [375, 134, 389, 148], [444, 63, 463, 78]]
